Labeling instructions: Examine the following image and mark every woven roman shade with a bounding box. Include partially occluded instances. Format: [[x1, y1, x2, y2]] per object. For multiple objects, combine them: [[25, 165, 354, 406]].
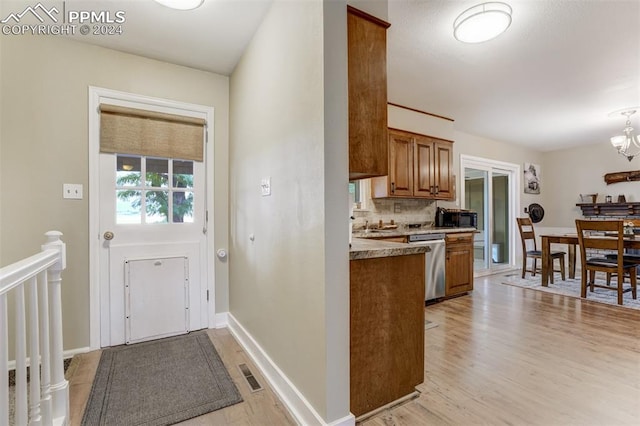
[[99, 104, 206, 162]]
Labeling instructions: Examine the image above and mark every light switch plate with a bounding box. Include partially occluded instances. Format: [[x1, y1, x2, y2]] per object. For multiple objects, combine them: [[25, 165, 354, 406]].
[[63, 183, 83, 200], [261, 177, 271, 196]]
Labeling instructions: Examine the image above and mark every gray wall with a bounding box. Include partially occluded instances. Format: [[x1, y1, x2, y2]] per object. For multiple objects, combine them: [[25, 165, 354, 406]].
[[541, 141, 640, 228], [229, 0, 349, 421], [0, 35, 230, 352]]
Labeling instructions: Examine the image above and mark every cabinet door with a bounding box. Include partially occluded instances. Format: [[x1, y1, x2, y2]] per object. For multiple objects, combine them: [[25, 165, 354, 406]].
[[433, 141, 454, 200], [413, 137, 434, 198], [388, 132, 413, 197], [445, 233, 474, 296], [347, 7, 390, 179]]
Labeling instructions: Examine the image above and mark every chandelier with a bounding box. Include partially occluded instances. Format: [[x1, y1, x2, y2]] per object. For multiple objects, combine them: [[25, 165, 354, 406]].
[[610, 108, 640, 161]]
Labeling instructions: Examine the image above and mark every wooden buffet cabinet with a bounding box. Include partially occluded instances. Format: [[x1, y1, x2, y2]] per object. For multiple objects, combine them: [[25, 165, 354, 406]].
[[445, 232, 474, 296], [348, 6, 391, 179], [371, 128, 454, 200], [575, 202, 640, 217]]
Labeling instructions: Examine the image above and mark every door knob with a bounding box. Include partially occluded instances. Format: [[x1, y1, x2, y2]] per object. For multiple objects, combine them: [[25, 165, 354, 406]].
[[103, 231, 114, 240]]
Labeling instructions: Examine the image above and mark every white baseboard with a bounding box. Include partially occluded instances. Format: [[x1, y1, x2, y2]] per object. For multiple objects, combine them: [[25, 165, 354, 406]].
[[8, 346, 91, 371], [227, 313, 355, 426], [326, 414, 357, 426], [214, 312, 228, 328], [63, 346, 91, 359]]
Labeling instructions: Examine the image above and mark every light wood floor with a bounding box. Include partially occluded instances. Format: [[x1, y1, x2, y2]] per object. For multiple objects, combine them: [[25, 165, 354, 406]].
[[67, 328, 296, 425], [68, 274, 640, 425], [364, 274, 640, 425]]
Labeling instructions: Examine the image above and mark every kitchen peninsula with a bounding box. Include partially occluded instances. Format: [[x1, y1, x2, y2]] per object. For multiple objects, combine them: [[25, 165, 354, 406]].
[[349, 226, 475, 418], [349, 238, 427, 417]]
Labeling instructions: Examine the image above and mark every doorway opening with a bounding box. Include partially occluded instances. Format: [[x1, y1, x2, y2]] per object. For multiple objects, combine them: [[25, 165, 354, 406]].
[[460, 155, 520, 276]]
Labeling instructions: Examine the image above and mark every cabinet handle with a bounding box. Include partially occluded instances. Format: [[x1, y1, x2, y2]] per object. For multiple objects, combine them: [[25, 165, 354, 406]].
[[430, 185, 434, 195], [435, 185, 439, 194], [391, 182, 395, 193]]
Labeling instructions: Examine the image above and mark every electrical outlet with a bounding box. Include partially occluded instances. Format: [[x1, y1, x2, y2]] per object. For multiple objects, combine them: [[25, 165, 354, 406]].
[[394, 203, 401, 213], [261, 177, 271, 196], [63, 183, 83, 200]]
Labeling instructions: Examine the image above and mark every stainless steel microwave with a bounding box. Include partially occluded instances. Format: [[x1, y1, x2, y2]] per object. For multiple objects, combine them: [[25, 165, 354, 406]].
[[436, 208, 478, 228]]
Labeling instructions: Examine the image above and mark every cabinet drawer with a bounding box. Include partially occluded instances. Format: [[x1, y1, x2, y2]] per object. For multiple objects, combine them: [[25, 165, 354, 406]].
[[445, 232, 474, 245]]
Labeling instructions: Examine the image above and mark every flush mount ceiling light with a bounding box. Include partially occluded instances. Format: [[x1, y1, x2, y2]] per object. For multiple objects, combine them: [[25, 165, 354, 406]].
[[153, 0, 204, 10], [609, 108, 640, 161], [453, 2, 512, 43]]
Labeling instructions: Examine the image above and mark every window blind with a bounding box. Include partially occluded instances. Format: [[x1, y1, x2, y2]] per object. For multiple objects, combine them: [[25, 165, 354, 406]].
[[99, 104, 206, 162]]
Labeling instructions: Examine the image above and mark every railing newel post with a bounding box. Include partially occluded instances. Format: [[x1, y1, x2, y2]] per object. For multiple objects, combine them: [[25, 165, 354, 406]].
[[41, 231, 69, 424]]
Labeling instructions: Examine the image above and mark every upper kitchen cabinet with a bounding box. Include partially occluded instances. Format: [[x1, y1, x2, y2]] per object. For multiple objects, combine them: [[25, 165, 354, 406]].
[[348, 6, 390, 179], [372, 128, 454, 199]]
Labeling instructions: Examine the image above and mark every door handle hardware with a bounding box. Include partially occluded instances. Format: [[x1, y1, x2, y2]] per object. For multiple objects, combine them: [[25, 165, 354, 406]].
[[391, 182, 395, 193], [103, 231, 114, 241]]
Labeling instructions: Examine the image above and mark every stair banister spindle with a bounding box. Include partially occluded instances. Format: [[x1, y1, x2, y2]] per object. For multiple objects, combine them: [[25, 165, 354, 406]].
[[1, 294, 8, 426], [15, 285, 28, 425], [28, 276, 43, 425], [38, 269, 53, 426]]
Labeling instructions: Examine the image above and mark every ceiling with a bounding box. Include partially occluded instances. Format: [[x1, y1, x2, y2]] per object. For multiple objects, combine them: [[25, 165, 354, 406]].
[[10, 0, 639, 152], [387, 0, 640, 152]]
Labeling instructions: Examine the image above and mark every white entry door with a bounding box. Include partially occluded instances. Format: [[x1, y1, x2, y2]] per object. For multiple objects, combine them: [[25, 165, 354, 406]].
[[99, 152, 207, 346], [90, 88, 212, 348]]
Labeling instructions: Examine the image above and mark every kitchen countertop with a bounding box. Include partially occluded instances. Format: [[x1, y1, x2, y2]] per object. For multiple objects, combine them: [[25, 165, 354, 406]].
[[352, 227, 477, 239], [349, 238, 430, 260]]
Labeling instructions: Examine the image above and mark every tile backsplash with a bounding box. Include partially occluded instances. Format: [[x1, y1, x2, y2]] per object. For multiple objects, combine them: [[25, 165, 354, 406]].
[[352, 197, 437, 230]]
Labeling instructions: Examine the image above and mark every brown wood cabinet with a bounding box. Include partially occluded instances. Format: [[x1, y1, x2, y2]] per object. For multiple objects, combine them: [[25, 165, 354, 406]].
[[445, 232, 474, 296], [371, 129, 454, 199], [350, 253, 425, 417], [368, 235, 408, 243], [348, 6, 391, 179], [576, 202, 640, 217]]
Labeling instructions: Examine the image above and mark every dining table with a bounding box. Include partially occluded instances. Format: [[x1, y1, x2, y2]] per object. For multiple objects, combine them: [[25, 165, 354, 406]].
[[540, 233, 640, 286]]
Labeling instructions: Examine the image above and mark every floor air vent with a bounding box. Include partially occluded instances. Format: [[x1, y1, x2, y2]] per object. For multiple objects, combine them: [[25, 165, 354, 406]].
[[238, 363, 263, 392]]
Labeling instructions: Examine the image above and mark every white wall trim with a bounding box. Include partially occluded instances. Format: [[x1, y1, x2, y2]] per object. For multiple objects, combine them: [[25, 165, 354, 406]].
[[326, 414, 357, 426], [7, 347, 91, 371], [460, 154, 521, 272], [214, 312, 228, 328], [227, 314, 355, 426], [88, 86, 216, 350]]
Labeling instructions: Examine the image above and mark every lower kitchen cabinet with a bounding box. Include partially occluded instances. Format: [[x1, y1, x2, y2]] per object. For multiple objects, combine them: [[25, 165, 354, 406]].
[[350, 253, 424, 417], [445, 232, 474, 296]]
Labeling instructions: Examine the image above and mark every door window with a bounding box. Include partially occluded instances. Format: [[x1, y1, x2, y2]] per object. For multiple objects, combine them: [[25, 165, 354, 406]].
[[116, 155, 194, 224]]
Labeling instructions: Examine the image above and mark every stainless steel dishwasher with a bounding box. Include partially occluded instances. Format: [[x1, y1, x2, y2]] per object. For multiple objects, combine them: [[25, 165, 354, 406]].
[[407, 233, 446, 301]]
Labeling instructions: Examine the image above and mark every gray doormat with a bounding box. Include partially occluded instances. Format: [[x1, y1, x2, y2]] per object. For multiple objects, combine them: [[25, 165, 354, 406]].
[[81, 330, 243, 426]]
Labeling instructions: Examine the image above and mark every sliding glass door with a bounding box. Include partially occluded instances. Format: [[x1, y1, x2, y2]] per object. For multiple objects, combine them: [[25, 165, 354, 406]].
[[461, 156, 519, 275]]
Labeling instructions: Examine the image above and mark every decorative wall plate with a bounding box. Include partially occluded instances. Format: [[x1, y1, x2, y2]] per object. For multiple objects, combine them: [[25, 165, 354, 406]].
[[528, 203, 545, 223]]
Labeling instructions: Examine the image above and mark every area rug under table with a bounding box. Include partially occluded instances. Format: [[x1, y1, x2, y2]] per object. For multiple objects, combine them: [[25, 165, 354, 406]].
[[502, 273, 640, 310], [81, 330, 243, 426]]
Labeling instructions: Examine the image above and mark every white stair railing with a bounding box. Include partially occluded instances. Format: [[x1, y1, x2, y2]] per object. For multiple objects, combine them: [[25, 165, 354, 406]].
[[1, 231, 68, 426]]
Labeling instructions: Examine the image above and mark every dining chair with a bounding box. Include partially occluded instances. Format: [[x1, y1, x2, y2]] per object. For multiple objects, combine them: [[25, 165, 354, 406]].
[[604, 218, 640, 273], [575, 219, 637, 305], [517, 217, 566, 283]]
